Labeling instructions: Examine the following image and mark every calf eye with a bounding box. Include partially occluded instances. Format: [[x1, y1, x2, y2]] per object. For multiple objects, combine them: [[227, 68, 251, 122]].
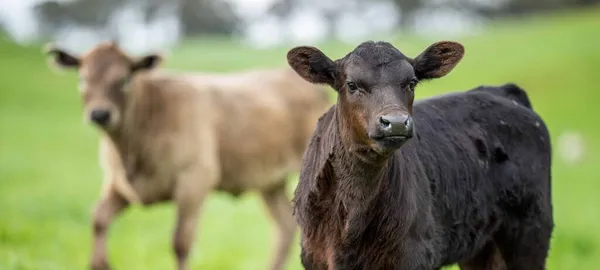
[[409, 79, 418, 91], [347, 81, 358, 92], [118, 77, 130, 89]]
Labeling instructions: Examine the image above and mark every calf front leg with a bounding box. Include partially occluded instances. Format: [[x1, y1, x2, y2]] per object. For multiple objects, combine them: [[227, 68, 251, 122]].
[[173, 201, 203, 270], [172, 168, 216, 270], [260, 181, 297, 270], [90, 188, 129, 270]]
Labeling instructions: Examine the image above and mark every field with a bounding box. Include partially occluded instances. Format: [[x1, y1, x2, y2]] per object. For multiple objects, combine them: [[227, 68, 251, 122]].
[[1, 6, 599, 270]]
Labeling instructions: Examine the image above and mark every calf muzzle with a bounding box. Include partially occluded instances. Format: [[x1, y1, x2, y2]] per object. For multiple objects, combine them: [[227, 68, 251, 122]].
[[90, 109, 111, 126], [378, 114, 414, 138]]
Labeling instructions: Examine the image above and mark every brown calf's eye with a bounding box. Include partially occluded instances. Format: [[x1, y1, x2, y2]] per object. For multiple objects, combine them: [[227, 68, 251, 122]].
[[118, 77, 130, 89], [347, 81, 358, 92]]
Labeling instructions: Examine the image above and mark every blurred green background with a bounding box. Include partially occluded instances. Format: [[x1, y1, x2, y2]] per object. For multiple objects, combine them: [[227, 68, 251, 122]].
[[1, 4, 599, 270]]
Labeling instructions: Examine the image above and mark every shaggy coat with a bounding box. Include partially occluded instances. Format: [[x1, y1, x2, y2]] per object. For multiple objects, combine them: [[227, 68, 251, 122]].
[[288, 41, 553, 270]]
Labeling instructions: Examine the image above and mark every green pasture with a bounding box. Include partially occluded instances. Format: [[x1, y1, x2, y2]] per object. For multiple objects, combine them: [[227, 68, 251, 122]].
[[1, 7, 599, 270]]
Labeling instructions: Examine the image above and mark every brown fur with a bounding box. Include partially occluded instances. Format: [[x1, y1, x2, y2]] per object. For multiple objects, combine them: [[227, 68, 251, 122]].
[[45, 42, 331, 270]]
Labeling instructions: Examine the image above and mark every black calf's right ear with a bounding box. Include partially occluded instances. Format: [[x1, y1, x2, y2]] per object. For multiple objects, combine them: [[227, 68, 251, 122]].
[[287, 46, 337, 87], [44, 43, 80, 69]]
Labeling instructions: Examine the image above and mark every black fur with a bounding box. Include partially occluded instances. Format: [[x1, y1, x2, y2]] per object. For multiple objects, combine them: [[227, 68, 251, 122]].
[[294, 84, 553, 269], [472, 83, 533, 109]]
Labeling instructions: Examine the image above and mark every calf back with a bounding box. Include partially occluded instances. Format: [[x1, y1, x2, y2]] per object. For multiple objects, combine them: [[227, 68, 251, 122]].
[[186, 68, 331, 193]]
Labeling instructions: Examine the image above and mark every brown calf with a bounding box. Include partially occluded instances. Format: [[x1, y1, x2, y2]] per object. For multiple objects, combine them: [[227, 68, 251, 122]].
[[45, 41, 330, 270]]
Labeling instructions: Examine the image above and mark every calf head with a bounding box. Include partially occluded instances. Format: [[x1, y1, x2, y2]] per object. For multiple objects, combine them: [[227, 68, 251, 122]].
[[287, 41, 464, 156], [44, 41, 162, 132]]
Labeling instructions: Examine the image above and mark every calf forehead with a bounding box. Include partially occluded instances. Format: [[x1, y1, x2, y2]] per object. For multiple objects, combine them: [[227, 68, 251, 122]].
[[345, 41, 413, 83], [80, 46, 131, 81], [346, 57, 413, 86], [348, 41, 408, 66]]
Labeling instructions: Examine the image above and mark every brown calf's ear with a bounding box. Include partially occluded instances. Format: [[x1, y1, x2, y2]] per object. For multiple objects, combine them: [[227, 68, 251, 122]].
[[43, 43, 80, 69], [287, 46, 337, 87], [412, 41, 464, 80], [131, 54, 162, 73]]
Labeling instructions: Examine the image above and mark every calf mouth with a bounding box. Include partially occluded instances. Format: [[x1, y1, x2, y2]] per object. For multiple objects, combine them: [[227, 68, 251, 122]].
[[85, 107, 120, 132], [370, 135, 412, 153]]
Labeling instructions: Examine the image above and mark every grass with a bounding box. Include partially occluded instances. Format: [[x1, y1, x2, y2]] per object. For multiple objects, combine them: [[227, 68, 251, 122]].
[[1, 6, 600, 270]]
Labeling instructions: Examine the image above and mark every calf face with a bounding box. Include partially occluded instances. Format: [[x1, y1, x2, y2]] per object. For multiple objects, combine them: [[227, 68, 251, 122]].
[[45, 42, 162, 131], [287, 41, 464, 155]]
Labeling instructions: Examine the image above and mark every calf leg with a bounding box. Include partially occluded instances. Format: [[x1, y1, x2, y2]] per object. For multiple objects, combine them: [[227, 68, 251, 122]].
[[494, 216, 553, 270], [459, 242, 506, 270], [90, 189, 129, 270], [172, 199, 204, 270], [260, 181, 297, 270], [172, 168, 216, 270]]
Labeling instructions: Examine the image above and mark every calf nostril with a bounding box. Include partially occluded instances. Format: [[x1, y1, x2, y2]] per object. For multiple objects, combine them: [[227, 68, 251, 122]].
[[403, 116, 414, 136], [379, 116, 391, 128]]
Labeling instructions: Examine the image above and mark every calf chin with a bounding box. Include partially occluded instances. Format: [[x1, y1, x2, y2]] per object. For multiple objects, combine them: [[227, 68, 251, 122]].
[[372, 136, 411, 155]]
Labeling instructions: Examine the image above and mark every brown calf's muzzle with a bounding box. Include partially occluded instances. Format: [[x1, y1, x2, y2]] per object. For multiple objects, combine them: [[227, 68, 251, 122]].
[[89, 109, 112, 126], [84, 101, 121, 130]]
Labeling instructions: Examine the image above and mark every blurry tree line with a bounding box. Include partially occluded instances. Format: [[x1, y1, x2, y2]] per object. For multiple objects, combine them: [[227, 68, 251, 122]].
[[34, 0, 239, 38], [25, 0, 600, 38]]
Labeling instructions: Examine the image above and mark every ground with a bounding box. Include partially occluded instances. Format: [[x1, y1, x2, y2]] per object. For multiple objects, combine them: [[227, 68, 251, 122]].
[[1, 7, 599, 270]]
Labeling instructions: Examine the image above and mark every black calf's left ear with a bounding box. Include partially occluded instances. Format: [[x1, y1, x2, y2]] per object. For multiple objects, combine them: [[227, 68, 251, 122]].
[[412, 41, 464, 80], [132, 54, 162, 72]]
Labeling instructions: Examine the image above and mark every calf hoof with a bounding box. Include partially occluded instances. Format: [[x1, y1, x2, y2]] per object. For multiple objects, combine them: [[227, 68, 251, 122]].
[[90, 261, 112, 270]]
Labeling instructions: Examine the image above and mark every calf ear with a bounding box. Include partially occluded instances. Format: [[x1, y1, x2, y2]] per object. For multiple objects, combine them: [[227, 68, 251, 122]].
[[287, 46, 337, 87], [131, 54, 162, 72], [412, 41, 464, 80], [44, 43, 80, 69]]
